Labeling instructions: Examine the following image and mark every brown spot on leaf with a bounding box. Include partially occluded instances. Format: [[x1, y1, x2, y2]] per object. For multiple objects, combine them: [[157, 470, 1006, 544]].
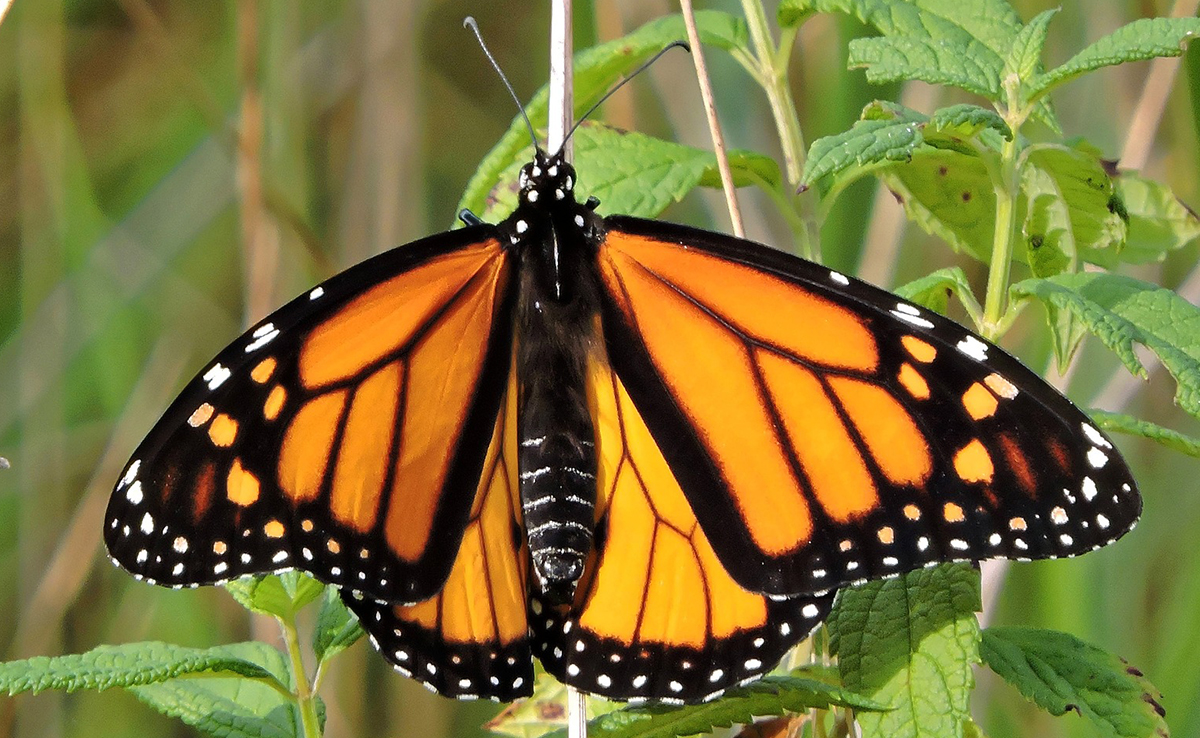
[[1144, 694, 1167, 717], [961, 191, 972, 202]]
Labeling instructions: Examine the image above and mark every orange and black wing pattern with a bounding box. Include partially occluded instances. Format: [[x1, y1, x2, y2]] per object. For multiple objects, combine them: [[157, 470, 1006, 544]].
[[529, 358, 834, 703], [105, 228, 516, 605], [595, 216, 1140, 598], [343, 368, 535, 700]]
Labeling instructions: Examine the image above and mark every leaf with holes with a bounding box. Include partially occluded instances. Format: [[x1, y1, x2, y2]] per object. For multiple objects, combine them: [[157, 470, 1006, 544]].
[[829, 563, 981, 738], [980, 627, 1166, 738], [1019, 145, 1126, 275], [879, 148, 997, 263], [1115, 173, 1200, 263]]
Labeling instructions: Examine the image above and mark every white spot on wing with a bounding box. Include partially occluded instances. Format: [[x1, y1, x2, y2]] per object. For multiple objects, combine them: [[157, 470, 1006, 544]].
[[956, 336, 989, 361], [1082, 477, 1098, 502], [309, 286, 325, 300], [140, 513, 155, 534], [1081, 423, 1112, 449], [203, 363, 231, 390], [126, 481, 144, 505], [891, 309, 935, 329], [1087, 447, 1108, 468], [829, 271, 850, 286], [120, 460, 141, 489], [244, 322, 279, 352]]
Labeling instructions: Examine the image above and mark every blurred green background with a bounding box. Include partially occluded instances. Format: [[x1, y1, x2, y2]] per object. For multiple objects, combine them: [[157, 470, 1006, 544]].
[[1, 1, 1198, 736]]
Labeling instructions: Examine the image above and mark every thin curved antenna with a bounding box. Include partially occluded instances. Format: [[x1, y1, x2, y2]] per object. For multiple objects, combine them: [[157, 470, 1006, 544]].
[[563, 41, 690, 146], [464, 17, 539, 150]]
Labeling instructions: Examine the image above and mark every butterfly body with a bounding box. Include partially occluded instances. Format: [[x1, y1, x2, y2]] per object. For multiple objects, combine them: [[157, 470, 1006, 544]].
[[509, 153, 602, 601], [106, 145, 1140, 703]]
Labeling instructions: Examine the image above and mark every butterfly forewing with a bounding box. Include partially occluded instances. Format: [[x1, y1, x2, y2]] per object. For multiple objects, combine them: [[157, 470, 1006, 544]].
[[105, 229, 516, 604], [596, 216, 1140, 598]]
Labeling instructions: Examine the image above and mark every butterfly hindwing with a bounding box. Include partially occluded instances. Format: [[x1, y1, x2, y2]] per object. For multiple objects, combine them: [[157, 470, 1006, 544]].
[[527, 359, 835, 703], [342, 370, 536, 701], [105, 228, 516, 604], [595, 216, 1140, 598]]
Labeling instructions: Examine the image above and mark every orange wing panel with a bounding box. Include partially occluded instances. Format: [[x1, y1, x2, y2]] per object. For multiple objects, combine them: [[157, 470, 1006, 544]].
[[598, 245, 812, 556], [383, 255, 510, 562], [330, 362, 402, 531], [602, 233, 878, 371], [300, 243, 504, 389]]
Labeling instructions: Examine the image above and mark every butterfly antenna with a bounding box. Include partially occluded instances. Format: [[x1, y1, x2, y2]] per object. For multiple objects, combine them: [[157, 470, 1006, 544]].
[[464, 17, 540, 150], [563, 41, 690, 145]]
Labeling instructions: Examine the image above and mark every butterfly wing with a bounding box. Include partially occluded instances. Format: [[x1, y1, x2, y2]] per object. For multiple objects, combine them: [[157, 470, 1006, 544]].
[[105, 228, 517, 604], [594, 215, 1141, 598], [342, 367, 535, 701], [530, 359, 835, 703]]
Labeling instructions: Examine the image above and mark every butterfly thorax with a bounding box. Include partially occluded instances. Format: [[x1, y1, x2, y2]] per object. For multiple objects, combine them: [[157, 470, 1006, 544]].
[[508, 150, 602, 604]]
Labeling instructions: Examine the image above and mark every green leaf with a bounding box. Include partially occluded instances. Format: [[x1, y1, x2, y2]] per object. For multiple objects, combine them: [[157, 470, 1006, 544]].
[[848, 36, 1000, 99], [1019, 145, 1126, 274], [0, 641, 285, 695], [481, 123, 776, 222], [1013, 273, 1200, 415], [1003, 8, 1059, 83], [981, 627, 1167, 738], [778, 0, 1059, 129], [1030, 17, 1200, 101], [540, 672, 885, 738], [894, 267, 982, 324], [1090, 409, 1200, 459], [829, 563, 981, 738], [926, 104, 1012, 143], [778, 0, 1024, 55], [849, 36, 998, 100], [1115, 172, 1200, 263], [878, 148, 997, 263], [801, 118, 923, 190], [458, 11, 748, 218], [224, 572, 324, 619], [312, 588, 365, 664], [127, 642, 311, 738]]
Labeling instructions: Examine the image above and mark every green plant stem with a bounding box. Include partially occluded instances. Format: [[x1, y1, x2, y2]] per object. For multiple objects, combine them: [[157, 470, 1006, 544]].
[[738, 0, 819, 259], [982, 82, 1027, 339], [278, 615, 321, 738]]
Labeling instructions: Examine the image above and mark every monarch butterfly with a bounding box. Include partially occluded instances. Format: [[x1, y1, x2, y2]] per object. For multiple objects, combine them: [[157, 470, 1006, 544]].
[[104, 133, 1141, 702]]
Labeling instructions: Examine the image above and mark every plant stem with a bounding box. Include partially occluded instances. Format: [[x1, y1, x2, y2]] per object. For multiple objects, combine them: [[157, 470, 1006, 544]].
[[738, 0, 818, 259], [279, 615, 322, 738], [982, 82, 1027, 339]]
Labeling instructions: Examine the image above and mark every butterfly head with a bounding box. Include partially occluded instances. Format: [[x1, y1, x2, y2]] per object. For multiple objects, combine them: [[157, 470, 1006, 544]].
[[517, 149, 578, 210]]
